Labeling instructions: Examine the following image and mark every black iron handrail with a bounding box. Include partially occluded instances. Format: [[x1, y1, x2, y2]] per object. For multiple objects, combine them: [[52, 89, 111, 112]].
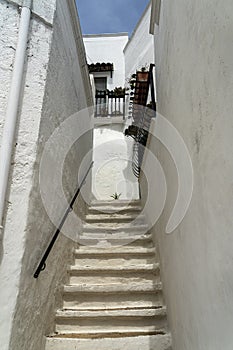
[[33, 161, 94, 278]]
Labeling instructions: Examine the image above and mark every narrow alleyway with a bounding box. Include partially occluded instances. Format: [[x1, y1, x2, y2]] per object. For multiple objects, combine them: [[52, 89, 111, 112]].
[[45, 200, 172, 350], [1, 0, 232, 349]]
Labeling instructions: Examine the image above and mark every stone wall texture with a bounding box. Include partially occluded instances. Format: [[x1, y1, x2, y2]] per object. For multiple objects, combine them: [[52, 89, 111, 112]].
[[0, 1, 93, 349]]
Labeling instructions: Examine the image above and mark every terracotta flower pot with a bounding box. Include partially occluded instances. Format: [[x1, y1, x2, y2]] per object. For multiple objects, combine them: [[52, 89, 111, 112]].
[[137, 71, 149, 82]]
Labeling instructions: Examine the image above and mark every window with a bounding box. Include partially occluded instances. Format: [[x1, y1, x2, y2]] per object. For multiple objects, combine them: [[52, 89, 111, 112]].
[[94, 77, 107, 91]]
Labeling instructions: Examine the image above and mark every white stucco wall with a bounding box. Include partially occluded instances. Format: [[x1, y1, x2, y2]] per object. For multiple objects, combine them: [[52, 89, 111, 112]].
[[92, 123, 139, 200], [83, 33, 128, 90], [0, 1, 93, 350], [124, 3, 154, 81], [0, 2, 55, 349], [0, 0, 19, 146], [140, 1, 233, 350]]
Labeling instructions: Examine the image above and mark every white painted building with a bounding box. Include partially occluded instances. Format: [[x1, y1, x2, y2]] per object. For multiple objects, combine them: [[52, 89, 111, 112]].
[[82, 8, 156, 201], [124, 2, 155, 82], [2, 1, 232, 350], [92, 123, 139, 200], [83, 33, 128, 91], [83, 33, 141, 201], [139, 1, 233, 350], [0, 1, 93, 349]]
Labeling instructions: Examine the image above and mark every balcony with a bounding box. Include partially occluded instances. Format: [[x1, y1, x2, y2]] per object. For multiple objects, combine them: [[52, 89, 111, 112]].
[[95, 88, 127, 120]]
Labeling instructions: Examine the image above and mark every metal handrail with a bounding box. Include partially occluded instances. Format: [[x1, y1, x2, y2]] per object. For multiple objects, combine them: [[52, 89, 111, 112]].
[[33, 161, 94, 278]]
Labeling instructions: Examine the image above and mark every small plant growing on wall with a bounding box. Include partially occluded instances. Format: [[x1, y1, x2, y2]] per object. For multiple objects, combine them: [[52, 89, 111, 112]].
[[110, 192, 121, 200]]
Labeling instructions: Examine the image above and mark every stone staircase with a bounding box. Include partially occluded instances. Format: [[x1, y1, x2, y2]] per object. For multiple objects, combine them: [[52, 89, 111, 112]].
[[45, 200, 172, 350]]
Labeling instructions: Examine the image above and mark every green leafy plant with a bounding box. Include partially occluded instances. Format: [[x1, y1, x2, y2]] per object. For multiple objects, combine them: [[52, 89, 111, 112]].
[[107, 87, 126, 97], [110, 192, 121, 200], [113, 87, 126, 96]]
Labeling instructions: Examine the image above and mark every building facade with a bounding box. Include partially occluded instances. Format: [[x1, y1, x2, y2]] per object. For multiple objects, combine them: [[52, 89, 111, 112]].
[[0, 1, 93, 349], [1, 1, 232, 349], [83, 33, 128, 91], [140, 1, 233, 349], [124, 2, 155, 82]]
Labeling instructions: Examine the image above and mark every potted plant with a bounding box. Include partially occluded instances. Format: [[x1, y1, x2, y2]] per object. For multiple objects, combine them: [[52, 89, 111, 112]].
[[137, 66, 149, 81]]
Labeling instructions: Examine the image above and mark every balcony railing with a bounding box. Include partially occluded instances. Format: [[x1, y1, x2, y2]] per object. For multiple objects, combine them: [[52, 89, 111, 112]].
[[95, 90, 127, 119], [124, 64, 156, 178]]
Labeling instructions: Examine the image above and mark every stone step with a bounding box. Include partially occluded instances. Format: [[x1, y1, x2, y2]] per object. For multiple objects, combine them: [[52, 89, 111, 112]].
[[74, 255, 157, 267], [78, 234, 154, 248], [82, 223, 149, 233], [77, 240, 153, 248], [63, 296, 164, 311], [45, 199, 172, 350], [68, 264, 160, 284], [46, 334, 172, 350], [70, 261, 158, 271], [85, 213, 144, 223], [80, 231, 151, 238], [88, 205, 142, 215], [54, 327, 167, 337], [63, 282, 162, 294], [69, 275, 160, 285], [74, 246, 156, 256], [77, 241, 153, 249], [55, 309, 167, 335], [74, 247, 158, 266], [55, 307, 167, 334], [69, 263, 159, 272], [63, 283, 163, 310], [90, 199, 141, 207], [56, 307, 167, 319]]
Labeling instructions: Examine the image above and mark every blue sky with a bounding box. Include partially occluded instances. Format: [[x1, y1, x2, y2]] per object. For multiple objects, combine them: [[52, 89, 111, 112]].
[[76, 0, 150, 35]]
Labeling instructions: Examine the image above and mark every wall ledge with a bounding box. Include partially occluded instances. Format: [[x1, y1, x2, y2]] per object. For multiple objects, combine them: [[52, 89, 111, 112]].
[[150, 0, 161, 34]]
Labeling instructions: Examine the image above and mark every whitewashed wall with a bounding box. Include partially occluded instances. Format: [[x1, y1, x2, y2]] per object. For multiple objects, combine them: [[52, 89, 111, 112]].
[[124, 3, 154, 81], [83, 33, 140, 200], [92, 122, 139, 200], [141, 1, 233, 350], [0, 2, 56, 349], [0, 1, 93, 350], [83, 33, 128, 90]]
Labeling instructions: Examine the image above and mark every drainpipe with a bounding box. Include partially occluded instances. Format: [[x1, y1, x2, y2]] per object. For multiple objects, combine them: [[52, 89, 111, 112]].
[[0, 0, 32, 235]]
